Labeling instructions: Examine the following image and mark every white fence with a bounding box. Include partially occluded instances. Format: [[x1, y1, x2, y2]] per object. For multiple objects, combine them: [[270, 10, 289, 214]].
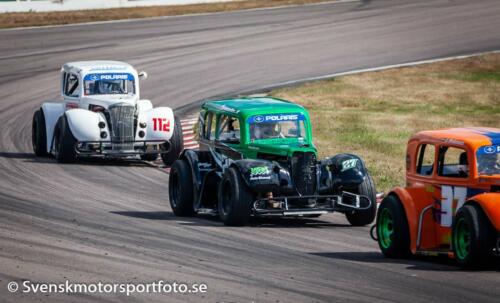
[[0, 0, 238, 13]]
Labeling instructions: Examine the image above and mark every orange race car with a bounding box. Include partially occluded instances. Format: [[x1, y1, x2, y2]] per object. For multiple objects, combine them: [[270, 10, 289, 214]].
[[373, 127, 500, 268]]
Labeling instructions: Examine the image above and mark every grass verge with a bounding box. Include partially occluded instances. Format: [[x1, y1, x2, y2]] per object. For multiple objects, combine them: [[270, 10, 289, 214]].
[[271, 53, 500, 192], [0, 0, 333, 29]]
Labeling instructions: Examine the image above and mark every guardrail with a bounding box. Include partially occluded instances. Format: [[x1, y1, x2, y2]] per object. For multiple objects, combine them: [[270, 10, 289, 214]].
[[0, 0, 237, 13]]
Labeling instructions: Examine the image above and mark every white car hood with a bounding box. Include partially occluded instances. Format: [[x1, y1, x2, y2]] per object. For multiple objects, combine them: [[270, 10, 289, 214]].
[[81, 95, 138, 109]]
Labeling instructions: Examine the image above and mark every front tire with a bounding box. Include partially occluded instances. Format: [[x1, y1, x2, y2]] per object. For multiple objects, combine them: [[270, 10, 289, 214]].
[[168, 159, 195, 216], [218, 167, 254, 226], [32, 109, 48, 156], [345, 173, 377, 226], [452, 204, 494, 268], [161, 116, 184, 166], [376, 195, 411, 258], [54, 116, 77, 163]]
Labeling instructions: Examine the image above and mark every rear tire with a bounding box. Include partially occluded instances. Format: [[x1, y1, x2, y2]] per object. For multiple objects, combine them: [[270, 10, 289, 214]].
[[54, 116, 77, 163], [161, 116, 184, 166], [32, 109, 48, 156], [168, 159, 195, 216], [218, 167, 253, 226], [452, 204, 494, 269], [345, 173, 377, 226], [140, 154, 158, 161], [376, 195, 411, 258]]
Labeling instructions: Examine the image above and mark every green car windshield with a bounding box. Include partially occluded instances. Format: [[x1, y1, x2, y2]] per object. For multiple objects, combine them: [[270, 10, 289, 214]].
[[248, 113, 306, 142], [476, 145, 500, 176]]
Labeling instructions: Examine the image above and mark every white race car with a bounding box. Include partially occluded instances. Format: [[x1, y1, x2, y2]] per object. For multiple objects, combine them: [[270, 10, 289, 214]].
[[32, 61, 183, 164]]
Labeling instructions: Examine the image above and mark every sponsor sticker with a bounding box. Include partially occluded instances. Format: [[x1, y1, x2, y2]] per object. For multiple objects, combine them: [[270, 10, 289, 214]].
[[248, 113, 305, 123], [84, 73, 134, 81], [477, 145, 500, 155], [250, 166, 270, 176], [341, 158, 358, 172]]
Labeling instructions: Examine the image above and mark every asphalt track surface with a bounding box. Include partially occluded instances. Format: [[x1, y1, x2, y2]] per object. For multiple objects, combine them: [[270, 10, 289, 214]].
[[1, 0, 500, 302]]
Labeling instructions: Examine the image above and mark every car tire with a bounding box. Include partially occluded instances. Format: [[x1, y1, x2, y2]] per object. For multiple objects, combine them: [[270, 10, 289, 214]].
[[168, 159, 195, 216], [218, 167, 253, 226], [32, 109, 48, 156], [54, 115, 77, 163], [345, 173, 377, 226], [376, 195, 411, 258], [161, 116, 184, 166], [140, 154, 159, 161], [452, 204, 494, 269]]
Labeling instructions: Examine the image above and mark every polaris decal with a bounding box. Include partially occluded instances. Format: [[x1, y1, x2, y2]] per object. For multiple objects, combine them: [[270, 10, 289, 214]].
[[477, 145, 500, 155], [84, 73, 134, 81], [248, 113, 305, 123]]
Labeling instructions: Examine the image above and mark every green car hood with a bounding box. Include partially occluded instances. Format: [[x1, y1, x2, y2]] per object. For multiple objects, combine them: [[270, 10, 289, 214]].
[[246, 140, 317, 158]]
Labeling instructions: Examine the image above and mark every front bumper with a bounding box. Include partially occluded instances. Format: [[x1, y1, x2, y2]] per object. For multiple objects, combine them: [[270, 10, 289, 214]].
[[75, 140, 171, 156], [252, 191, 372, 217]]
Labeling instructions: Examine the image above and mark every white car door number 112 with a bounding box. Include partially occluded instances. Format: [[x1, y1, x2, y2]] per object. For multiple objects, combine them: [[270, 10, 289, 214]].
[[440, 186, 467, 227]]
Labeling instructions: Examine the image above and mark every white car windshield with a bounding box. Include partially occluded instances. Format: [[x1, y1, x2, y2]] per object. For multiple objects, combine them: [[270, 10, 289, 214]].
[[248, 113, 306, 141], [84, 73, 135, 95], [476, 145, 500, 175]]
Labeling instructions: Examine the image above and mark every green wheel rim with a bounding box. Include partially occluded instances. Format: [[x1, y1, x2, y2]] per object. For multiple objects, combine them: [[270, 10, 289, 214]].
[[454, 217, 471, 260], [378, 208, 394, 249]]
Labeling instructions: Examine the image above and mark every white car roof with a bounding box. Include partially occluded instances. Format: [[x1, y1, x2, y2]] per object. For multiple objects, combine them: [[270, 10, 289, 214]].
[[62, 61, 136, 75]]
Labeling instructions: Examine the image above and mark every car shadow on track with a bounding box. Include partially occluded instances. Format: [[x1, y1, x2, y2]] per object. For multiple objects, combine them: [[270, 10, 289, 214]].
[[248, 217, 352, 228], [0, 152, 36, 159], [111, 211, 352, 228], [110, 211, 177, 220], [310, 251, 500, 272], [13, 153, 154, 166], [174, 215, 352, 228]]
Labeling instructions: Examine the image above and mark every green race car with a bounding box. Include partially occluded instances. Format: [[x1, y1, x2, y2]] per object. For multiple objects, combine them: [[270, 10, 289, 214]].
[[169, 97, 377, 226]]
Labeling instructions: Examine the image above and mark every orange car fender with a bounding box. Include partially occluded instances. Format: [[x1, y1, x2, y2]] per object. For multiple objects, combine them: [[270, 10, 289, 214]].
[[388, 187, 419, 253], [467, 193, 500, 232]]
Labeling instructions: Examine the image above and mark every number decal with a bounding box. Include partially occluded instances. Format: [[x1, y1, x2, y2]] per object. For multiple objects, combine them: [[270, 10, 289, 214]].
[[440, 186, 467, 227], [341, 159, 358, 172], [152, 118, 170, 132]]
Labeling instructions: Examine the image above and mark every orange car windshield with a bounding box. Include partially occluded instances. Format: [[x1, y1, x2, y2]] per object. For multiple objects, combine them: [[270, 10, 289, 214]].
[[476, 145, 500, 176]]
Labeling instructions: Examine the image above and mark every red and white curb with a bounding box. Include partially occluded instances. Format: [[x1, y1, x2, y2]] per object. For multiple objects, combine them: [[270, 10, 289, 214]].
[[181, 114, 199, 150]]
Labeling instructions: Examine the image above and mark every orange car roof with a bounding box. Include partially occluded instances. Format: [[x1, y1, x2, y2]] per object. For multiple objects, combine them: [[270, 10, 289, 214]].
[[411, 127, 500, 149]]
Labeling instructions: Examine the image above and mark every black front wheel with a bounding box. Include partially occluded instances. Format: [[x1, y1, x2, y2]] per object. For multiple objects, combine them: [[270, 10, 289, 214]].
[[218, 167, 253, 226], [32, 109, 48, 156], [168, 159, 195, 217], [345, 173, 377, 226], [376, 195, 411, 258], [452, 204, 494, 269], [161, 116, 184, 166], [54, 116, 77, 163]]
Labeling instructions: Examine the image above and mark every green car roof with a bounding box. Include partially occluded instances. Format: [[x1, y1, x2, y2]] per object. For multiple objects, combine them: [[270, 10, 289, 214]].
[[202, 97, 307, 119]]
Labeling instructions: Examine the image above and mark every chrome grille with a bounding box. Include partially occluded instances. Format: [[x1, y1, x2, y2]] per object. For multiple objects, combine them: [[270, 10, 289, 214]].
[[291, 152, 317, 196], [108, 103, 135, 151]]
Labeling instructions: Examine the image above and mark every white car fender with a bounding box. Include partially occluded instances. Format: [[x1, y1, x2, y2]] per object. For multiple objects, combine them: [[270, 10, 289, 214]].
[[65, 109, 108, 142], [137, 99, 153, 112], [41, 102, 65, 154], [137, 107, 175, 141]]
